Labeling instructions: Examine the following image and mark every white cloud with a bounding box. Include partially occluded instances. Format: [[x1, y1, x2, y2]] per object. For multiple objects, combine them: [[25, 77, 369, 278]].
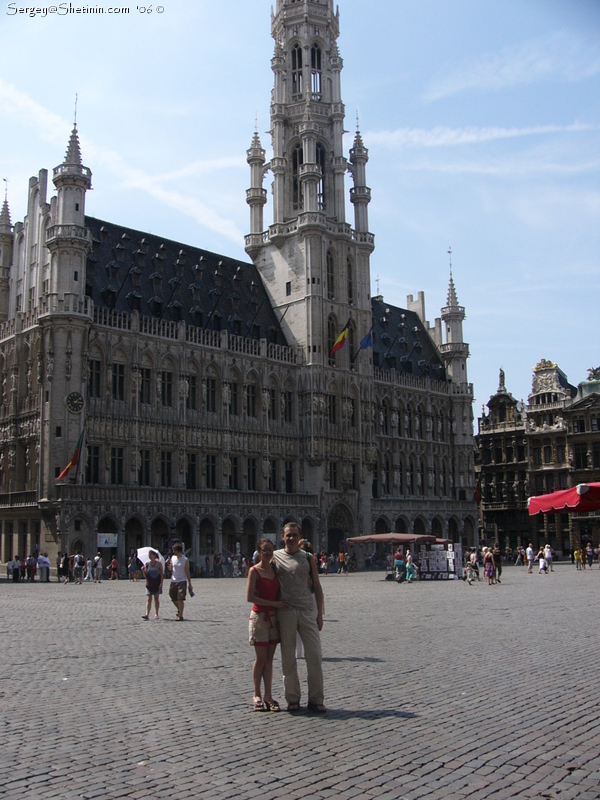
[[425, 32, 600, 101], [366, 123, 596, 149], [0, 79, 243, 244]]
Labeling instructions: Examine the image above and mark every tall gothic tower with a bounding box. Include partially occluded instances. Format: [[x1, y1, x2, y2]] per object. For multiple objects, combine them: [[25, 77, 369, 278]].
[[245, 0, 374, 367]]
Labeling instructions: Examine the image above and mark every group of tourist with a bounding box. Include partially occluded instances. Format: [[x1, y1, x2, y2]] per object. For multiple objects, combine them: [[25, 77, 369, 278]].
[[573, 543, 599, 570], [5, 553, 51, 582]]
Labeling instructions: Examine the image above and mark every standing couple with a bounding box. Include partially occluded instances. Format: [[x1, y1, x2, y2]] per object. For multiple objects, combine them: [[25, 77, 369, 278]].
[[246, 522, 326, 714]]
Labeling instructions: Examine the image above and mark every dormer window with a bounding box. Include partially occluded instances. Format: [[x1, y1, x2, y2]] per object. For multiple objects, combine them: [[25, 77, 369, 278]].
[[291, 44, 303, 100], [311, 45, 322, 100]]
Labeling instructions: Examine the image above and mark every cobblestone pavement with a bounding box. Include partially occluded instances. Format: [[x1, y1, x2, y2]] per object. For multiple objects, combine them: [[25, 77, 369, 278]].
[[2, 564, 600, 800]]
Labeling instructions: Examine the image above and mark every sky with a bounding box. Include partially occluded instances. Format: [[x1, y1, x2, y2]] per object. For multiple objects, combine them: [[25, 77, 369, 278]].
[[1, 0, 599, 412]]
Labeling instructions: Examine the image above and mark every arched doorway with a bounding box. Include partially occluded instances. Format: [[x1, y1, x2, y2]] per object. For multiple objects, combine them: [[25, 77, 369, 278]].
[[301, 517, 314, 548], [395, 517, 409, 534], [125, 517, 144, 556], [414, 517, 426, 535], [199, 518, 215, 552], [431, 518, 443, 538], [176, 518, 192, 552], [150, 517, 169, 552], [448, 518, 459, 541], [97, 516, 119, 566], [243, 518, 257, 557], [375, 516, 390, 534], [327, 504, 353, 553], [222, 518, 237, 555]]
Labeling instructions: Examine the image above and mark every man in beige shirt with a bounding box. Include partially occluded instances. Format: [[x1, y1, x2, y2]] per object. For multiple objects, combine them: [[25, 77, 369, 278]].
[[272, 522, 326, 714]]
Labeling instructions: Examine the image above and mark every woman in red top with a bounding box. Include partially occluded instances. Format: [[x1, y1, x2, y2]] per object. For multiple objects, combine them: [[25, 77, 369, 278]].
[[246, 538, 289, 711]]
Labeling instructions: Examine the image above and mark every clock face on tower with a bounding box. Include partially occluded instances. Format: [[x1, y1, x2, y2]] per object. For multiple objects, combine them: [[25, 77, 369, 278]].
[[66, 391, 84, 413]]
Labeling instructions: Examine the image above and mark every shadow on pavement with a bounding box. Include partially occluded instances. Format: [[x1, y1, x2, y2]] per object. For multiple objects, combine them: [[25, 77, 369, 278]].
[[324, 709, 417, 720], [323, 656, 385, 663]]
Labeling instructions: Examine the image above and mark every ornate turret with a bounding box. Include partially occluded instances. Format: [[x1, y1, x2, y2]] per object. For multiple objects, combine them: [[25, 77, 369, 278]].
[[440, 252, 469, 388], [349, 127, 372, 236], [245, 128, 267, 257], [45, 124, 92, 307], [0, 191, 12, 321]]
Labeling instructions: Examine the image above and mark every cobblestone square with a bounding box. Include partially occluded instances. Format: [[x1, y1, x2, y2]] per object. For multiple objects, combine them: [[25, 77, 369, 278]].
[[2, 564, 599, 799]]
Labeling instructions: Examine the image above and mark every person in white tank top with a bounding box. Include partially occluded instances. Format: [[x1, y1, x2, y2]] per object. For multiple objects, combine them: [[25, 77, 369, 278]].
[[168, 544, 193, 621]]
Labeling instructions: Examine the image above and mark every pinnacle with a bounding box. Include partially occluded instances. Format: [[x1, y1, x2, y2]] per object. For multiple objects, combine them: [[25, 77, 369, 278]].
[[0, 198, 11, 234], [353, 129, 365, 149], [447, 273, 460, 307], [250, 130, 262, 150], [64, 124, 83, 166]]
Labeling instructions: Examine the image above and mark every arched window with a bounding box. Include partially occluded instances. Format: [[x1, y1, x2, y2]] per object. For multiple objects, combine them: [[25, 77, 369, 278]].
[[327, 316, 337, 366], [311, 44, 322, 100], [326, 250, 335, 300], [292, 144, 303, 211], [348, 325, 356, 371], [347, 256, 354, 305], [292, 44, 303, 99], [316, 143, 326, 210]]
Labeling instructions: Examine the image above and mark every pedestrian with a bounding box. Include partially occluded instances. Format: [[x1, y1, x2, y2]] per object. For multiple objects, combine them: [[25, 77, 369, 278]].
[[544, 544, 553, 572], [84, 556, 93, 582], [128, 553, 137, 581], [73, 551, 85, 584], [272, 522, 326, 714], [574, 547, 582, 570], [109, 555, 119, 580], [246, 538, 288, 711], [538, 551, 548, 574], [204, 554, 211, 577], [586, 543, 594, 569], [141, 550, 163, 620], [26, 554, 37, 582], [338, 549, 346, 574], [168, 543, 193, 621], [60, 552, 70, 585], [37, 552, 48, 583], [56, 552, 62, 581], [10, 555, 20, 582], [405, 549, 416, 582], [93, 552, 103, 582], [526, 543, 534, 574], [393, 547, 405, 583], [483, 548, 495, 585], [492, 543, 503, 583]]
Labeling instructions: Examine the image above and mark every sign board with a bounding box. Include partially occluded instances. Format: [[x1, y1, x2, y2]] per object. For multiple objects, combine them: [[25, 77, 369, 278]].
[[97, 533, 118, 548]]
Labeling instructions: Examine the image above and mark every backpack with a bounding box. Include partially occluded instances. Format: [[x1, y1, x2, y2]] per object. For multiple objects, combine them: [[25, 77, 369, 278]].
[[75, 555, 84, 567]]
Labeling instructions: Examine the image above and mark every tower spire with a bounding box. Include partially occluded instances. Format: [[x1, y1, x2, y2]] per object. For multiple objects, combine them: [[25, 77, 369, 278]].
[[0, 179, 12, 235], [446, 247, 460, 307]]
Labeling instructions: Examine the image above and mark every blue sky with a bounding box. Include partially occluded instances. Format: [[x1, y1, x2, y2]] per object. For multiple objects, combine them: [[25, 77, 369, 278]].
[[1, 0, 599, 411]]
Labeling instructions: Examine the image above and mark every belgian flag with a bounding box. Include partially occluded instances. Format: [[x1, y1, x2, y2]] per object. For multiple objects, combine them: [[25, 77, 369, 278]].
[[56, 429, 85, 482], [330, 319, 351, 356]]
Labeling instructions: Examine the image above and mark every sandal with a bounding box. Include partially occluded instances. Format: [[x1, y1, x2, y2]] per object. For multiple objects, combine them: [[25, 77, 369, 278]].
[[141, 615, 149, 620], [253, 698, 265, 712], [287, 702, 301, 713], [264, 700, 280, 712], [307, 702, 327, 714]]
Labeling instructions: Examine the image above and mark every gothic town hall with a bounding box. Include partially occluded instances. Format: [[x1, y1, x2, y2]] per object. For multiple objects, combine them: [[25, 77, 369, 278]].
[[0, 0, 477, 569]]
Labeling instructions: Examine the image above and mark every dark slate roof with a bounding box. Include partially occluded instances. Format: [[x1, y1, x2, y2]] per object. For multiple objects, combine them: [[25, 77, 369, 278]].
[[84, 216, 288, 346], [371, 298, 446, 381]]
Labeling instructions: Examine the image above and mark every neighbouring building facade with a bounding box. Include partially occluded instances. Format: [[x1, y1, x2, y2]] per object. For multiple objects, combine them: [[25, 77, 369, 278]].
[[476, 362, 600, 555], [0, 0, 476, 573]]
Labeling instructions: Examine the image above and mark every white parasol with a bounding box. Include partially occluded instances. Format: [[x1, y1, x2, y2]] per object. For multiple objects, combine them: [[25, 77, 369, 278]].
[[136, 547, 166, 570]]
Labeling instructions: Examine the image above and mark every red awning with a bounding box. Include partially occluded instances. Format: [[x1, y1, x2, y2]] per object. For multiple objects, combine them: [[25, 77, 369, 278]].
[[528, 483, 600, 515], [346, 533, 436, 544]]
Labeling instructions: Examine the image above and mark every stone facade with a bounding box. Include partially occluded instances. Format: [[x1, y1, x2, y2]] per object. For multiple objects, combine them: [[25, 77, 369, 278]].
[[0, 0, 477, 572], [476, 362, 600, 554]]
